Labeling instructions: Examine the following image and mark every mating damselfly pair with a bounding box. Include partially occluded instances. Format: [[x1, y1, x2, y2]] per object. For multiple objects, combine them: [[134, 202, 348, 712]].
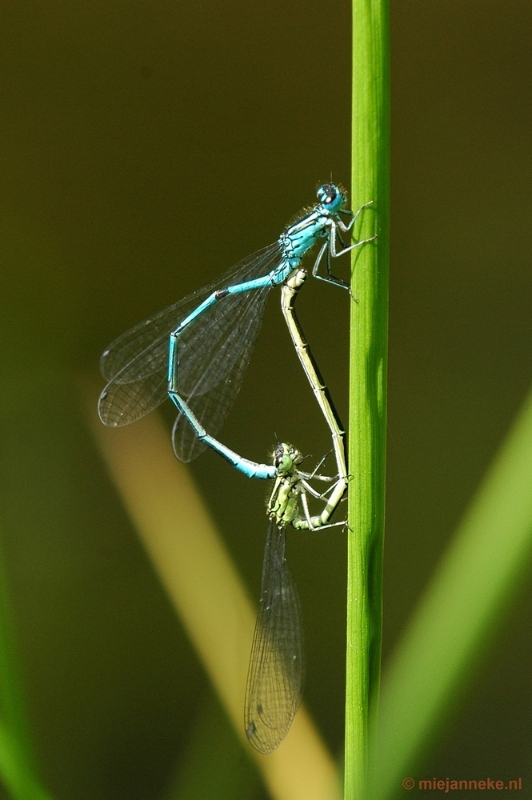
[[98, 183, 375, 753]]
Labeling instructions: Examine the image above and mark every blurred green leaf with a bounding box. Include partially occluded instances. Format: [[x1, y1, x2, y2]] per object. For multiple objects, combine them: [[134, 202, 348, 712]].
[[371, 385, 532, 799], [0, 522, 53, 800]]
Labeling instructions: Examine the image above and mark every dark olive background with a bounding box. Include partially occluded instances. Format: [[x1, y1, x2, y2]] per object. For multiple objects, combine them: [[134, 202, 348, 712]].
[[1, 1, 531, 798]]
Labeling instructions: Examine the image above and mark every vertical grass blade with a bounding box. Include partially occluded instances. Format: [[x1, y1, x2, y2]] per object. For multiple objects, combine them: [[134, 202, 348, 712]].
[[346, 1, 390, 798]]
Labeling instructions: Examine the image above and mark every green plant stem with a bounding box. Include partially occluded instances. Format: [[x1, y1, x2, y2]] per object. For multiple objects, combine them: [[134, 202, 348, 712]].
[[346, 1, 390, 798]]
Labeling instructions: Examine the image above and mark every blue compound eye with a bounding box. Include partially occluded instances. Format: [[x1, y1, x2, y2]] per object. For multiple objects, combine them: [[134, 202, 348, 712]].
[[317, 183, 342, 210]]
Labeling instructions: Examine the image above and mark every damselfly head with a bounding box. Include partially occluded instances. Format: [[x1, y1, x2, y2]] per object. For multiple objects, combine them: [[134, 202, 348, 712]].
[[273, 442, 303, 474], [316, 183, 346, 212]]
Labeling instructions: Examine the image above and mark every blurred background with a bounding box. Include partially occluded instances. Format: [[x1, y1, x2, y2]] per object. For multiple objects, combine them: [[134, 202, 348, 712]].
[[1, 0, 532, 797]]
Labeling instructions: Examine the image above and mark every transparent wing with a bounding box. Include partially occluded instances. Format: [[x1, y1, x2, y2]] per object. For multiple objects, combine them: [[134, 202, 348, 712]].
[[98, 242, 281, 428], [171, 282, 270, 461], [245, 522, 305, 754], [99, 292, 207, 384], [98, 371, 169, 428]]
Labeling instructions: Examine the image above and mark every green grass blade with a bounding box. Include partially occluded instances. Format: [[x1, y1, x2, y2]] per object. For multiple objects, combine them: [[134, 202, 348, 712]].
[[371, 385, 532, 799], [0, 719, 52, 800], [346, 1, 390, 798], [0, 532, 33, 763], [0, 521, 54, 800]]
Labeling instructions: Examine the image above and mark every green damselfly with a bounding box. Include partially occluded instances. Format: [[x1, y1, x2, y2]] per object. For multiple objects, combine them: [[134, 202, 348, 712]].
[[245, 442, 347, 754]]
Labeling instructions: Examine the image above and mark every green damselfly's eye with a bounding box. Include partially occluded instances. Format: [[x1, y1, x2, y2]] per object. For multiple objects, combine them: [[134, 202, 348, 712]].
[[274, 442, 295, 473]]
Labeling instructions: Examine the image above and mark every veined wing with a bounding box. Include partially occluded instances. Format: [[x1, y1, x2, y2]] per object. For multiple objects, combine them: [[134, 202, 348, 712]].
[[245, 522, 305, 754], [172, 281, 270, 461], [98, 242, 282, 428]]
